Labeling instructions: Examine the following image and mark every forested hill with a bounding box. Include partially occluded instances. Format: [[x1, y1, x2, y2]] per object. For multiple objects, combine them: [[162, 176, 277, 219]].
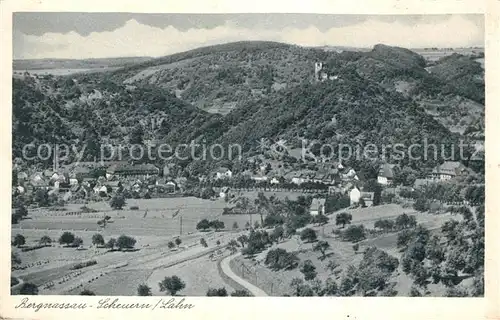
[[104, 41, 484, 116], [217, 72, 462, 168], [12, 41, 483, 173]]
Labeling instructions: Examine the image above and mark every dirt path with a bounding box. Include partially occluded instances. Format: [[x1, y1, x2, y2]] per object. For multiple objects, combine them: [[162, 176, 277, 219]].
[[220, 253, 268, 297]]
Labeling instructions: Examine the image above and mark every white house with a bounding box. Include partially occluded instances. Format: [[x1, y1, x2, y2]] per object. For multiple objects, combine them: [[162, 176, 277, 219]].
[[377, 164, 397, 185], [349, 187, 361, 206], [270, 177, 280, 185], [251, 175, 268, 182], [215, 167, 232, 180], [69, 178, 79, 186], [430, 161, 468, 181], [310, 198, 326, 216]]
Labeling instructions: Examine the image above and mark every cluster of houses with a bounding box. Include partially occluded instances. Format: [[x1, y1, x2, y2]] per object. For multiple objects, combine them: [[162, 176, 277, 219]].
[[13, 161, 180, 201], [13, 155, 471, 209]]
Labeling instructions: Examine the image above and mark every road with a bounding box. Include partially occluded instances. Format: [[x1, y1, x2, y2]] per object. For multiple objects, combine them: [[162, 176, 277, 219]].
[[219, 252, 268, 297]]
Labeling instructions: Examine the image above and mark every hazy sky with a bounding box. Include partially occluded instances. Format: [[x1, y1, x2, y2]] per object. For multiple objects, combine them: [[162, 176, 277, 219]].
[[13, 13, 484, 59]]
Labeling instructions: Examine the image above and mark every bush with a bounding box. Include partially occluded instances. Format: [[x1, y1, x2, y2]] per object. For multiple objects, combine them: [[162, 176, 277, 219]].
[[313, 214, 329, 226], [159, 276, 185, 295], [231, 289, 251, 296], [13, 234, 25, 247], [300, 228, 317, 243], [80, 289, 96, 296], [72, 237, 83, 248], [175, 238, 182, 246], [130, 206, 140, 210], [264, 248, 299, 270], [232, 222, 239, 230], [206, 287, 228, 296], [19, 283, 39, 295], [137, 284, 152, 296], [71, 260, 97, 270], [300, 260, 317, 281], [200, 238, 208, 248]]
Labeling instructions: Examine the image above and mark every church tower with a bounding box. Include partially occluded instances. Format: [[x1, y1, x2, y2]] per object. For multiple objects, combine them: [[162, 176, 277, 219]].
[[314, 62, 323, 81]]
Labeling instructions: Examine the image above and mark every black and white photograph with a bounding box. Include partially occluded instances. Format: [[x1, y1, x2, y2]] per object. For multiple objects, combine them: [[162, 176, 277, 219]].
[[9, 12, 486, 299]]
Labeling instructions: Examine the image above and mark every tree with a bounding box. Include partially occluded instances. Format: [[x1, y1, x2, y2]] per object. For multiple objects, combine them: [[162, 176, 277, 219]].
[[210, 220, 225, 231], [353, 243, 359, 253], [11, 252, 21, 265], [59, 232, 75, 246], [254, 192, 269, 226], [271, 226, 284, 243], [237, 234, 248, 247], [313, 240, 331, 260], [39, 235, 52, 246], [227, 239, 240, 254], [196, 219, 211, 231], [92, 234, 105, 247], [19, 283, 38, 295], [200, 238, 208, 248], [232, 222, 239, 230], [72, 237, 83, 248], [300, 260, 317, 281], [159, 276, 185, 296], [326, 260, 338, 273], [80, 289, 96, 296], [13, 234, 25, 247], [16, 205, 28, 218], [116, 235, 136, 250], [290, 277, 305, 296], [231, 289, 251, 296], [137, 284, 152, 296], [175, 238, 182, 246], [313, 214, 329, 226], [323, 278, 339, 296], [374, 219, 395, 232], [341, 225, 366, 242], [110, 194, 126, 210], [300, 228, 317, 243], [336, 212, 352, 228], [265, 248, 299, 270], [206, 287, 228, 296], [168, 241, 175, 249], [106, 238, 116, 250], [254, 221, 260, 229], [244, 221, 251, 230], [396, 213, 417, 230]]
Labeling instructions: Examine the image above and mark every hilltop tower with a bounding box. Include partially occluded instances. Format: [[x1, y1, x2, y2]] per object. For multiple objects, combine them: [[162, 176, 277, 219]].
[[314, 62, 323, 81]]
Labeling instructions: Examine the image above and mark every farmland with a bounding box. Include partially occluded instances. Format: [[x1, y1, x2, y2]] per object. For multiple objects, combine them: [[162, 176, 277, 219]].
[[11, 196, 249, 295]]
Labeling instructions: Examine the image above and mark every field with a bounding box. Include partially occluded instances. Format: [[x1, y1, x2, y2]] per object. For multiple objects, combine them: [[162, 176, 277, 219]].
[[147, 254, 233, 296], [12, 196, 252, 295]]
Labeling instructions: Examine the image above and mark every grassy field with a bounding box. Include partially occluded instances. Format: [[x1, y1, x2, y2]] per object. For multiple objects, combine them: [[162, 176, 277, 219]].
[[147, 254, 233, 296]]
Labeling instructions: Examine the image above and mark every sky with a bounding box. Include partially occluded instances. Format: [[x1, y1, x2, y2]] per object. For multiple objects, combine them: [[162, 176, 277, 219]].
[[13, 13, 484, 59]]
